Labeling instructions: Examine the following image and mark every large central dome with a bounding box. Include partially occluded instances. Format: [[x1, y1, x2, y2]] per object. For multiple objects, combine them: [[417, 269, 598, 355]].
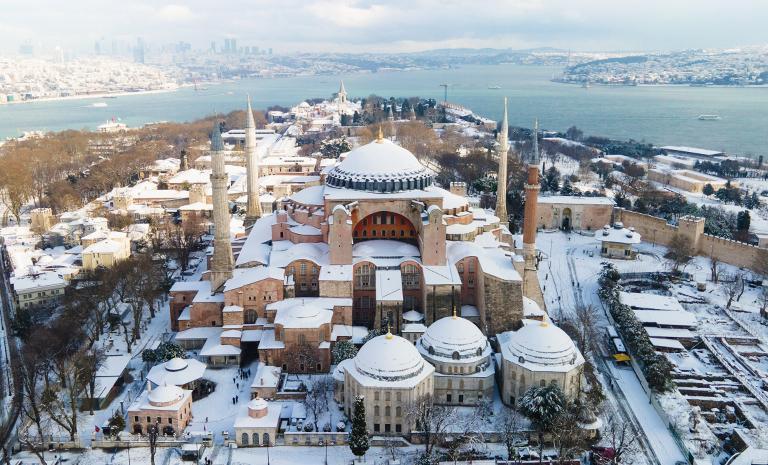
[[326, 139, 433, 192]]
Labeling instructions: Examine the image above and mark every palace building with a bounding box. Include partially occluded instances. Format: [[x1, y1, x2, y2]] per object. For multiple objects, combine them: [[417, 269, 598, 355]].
[[169, 97, 548, 374]]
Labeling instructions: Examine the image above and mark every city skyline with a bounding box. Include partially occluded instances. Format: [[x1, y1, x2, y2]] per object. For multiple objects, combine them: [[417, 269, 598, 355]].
[[3, 0, 768, 55]]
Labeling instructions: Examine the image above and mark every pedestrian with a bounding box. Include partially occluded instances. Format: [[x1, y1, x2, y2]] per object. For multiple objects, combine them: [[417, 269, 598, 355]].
[[236, 395, 239, 403], [206, 417, 208, 423]]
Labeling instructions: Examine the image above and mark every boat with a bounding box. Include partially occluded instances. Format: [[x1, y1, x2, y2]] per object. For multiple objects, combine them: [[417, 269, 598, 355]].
[[698, 114, 721, 121], [488, 85, 501, 90], [90, 102, 108, 108]]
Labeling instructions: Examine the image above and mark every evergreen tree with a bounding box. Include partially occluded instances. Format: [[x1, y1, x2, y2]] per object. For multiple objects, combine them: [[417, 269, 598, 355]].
[[737, 210, 751, 232], [559, 178, 574, 196], [542, 166, 560, 192], [332, 340, 358, 364], [349, 395, 370, 459], [702, 183, 715, 197]]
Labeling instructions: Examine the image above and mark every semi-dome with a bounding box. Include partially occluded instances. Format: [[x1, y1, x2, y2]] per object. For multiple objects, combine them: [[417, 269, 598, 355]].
[[418, 315, 489, 362], [354, 332, 427, 381], [289, 185, 325, 206], [504, 320, 583, 369], [274, 303, 332, 329], [148, 384, 184, 406], [325, 139, 433, 192]]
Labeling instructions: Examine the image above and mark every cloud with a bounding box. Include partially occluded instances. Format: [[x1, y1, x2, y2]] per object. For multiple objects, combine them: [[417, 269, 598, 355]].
[[154, 4, 198, 22], [306, 1, 391, 28]]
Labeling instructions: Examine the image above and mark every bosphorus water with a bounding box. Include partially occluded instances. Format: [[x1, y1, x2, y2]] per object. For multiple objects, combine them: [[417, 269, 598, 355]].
[[1, 64, 766, 156]]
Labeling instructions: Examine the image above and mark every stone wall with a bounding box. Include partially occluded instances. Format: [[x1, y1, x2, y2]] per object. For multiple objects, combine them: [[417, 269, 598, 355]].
[[483, 275, 523, 335], [614, 208, 766, 271]]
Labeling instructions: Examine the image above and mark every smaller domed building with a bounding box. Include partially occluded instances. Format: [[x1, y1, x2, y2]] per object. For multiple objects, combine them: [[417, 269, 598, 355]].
[[417, 313, 494, 405], [146, 357, 207, 390], [234, 398, 281, 447], [341, 331, 434, 436], [498, 318, 584, 407], [128, 382, 193, 436]]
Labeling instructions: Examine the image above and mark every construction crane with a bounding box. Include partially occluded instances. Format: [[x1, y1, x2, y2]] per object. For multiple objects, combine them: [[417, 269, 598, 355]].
[[439, 83, 449, 103]]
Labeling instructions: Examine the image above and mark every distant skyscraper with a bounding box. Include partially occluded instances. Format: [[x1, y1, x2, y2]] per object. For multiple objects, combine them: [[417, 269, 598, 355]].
[[210, 41, 216, 53], [18, 41, 33, 55], [133, 38, 145, 64], [231, 38, 238, 54], [94, 40, 101, 55], [268, 47, 273, 55]]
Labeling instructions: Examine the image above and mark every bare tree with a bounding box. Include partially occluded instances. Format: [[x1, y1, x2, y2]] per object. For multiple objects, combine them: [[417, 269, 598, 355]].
[[710, 257, 720, 283], [760, 287, 768, 319], [722, 273, 744, 309], [573, 304, 599, 356], [600, 413, 640, 464], [665, 233, 694, 273], [500, 408, 524, 461], [406, 394, 456, 456], [550, 402, 586, 462], [163, 214, 205, 271], [304, 376, 331, 431]]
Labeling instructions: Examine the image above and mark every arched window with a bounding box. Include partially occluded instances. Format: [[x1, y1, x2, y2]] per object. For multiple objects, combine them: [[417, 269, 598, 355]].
[[242, 433, 249, 445], [253, 432, 259, 446], [263, 433, 270, 446]]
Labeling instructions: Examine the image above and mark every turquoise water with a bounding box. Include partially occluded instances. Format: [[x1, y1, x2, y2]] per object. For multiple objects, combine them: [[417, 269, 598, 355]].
[[1, 64, 766, 156]]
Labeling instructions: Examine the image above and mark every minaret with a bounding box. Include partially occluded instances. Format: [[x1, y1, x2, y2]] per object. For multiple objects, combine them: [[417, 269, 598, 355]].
[[387, 105, 394, 122], [179, 149, 189, 171], [244, 97, 262, 226], [522, 119, 541, 271], [209, 121, 234, 291], [338, 81, 347, 104], [494, 97, 509, 228]]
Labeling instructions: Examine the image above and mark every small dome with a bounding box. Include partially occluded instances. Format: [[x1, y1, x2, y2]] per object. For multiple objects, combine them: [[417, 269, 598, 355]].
[[325, 139, 433, 192], [148, 384, 184, 406], [165, 357, 189, 372], [355, 333, 426, 381], [505, 320, 582, 368], [248, 397, 268, 412], [289, 185, 325, 206], [419, 315, 488, 361]]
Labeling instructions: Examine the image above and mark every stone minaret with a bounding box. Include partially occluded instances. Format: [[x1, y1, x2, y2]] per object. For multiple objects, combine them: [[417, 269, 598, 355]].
[[244, 97, 262, 226], [494, 97, 509, 228], [522, 119, 541, 271], [338, 81, 347, 104], [179, 149, 189, 171], [209, 121, 234, 291]]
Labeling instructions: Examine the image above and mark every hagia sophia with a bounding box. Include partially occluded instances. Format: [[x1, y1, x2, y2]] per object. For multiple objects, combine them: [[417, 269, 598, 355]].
[[166, 89, 585, 436]]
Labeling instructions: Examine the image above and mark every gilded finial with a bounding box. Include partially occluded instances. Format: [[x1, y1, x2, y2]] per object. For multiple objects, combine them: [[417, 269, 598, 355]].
[[385, 323, 393, 339], [452, 304, 458, 319], [376, 125, 384, 143]]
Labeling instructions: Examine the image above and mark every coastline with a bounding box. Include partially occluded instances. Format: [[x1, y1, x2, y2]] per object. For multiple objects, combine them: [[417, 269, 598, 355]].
[[0, 86, 184, 106], [551, 79, 768, 89]]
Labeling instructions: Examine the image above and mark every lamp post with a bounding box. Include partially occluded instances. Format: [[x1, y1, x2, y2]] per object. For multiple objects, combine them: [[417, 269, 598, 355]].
[[266, 438, 271, 465]]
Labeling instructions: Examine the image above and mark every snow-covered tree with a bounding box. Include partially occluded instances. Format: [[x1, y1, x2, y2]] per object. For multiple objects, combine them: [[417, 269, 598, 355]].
[[332, 340, 358, 364], [519, 385, 566, 459], [407, 394, 456, 456], [349, 395, 369, 459], [320, 137, 351, 159]]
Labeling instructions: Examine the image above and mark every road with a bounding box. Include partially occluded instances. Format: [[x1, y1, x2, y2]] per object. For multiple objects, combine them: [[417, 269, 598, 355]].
[[0, 243, 21, 450], [542, 232, 688, 465]]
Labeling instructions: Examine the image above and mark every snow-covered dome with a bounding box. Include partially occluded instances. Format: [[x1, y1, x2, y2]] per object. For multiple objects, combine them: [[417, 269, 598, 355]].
[[148, 384, 184, 406], [165, 357, 189, 372], [289, 185, 325, 206], [354, 332, 428, 381], [418, 315, 489, 362], [503, 320, 583, 369], [274, 303, 332, 329], [247, 397, 269, 418], [325, 139, 433, 192]]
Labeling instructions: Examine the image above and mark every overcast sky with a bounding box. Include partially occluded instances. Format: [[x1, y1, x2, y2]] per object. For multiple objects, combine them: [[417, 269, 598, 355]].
[[3, 0, 767, 54]]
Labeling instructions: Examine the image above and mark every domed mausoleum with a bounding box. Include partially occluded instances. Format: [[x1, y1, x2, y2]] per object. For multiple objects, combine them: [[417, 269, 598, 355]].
[[498, 318, 585, 406], [127, 381, 193, 436], [417, 313, 494, 405], [340, 330, 434, 436]]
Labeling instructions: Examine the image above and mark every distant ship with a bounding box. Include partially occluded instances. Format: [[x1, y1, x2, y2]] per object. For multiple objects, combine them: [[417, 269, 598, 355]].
[[488, 85, 502, 89], [698, 114, 721, 121], [90, 102, 108, 108]]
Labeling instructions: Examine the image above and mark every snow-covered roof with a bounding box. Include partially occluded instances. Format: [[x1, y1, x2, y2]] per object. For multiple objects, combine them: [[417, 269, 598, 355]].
[[233, 400, 282, 429], [417, 315, 490, 363], [319, 265, 352, 282], [619, 292, 684, 312], [633, 310, 696, 328], [352, 240, 420, 259], [289, 185, 325, 206], [447, 240, 521, 282], [523, 297, 545, 318], [224, 266, 285, 292], [649, 337, 685, 351], [376, 269, 403, 302], [595, 223, 641, 245], [251, 362, 281, 389], [661, 146, 723, 157], [269, 241, 329, 268], [325, 139, 434, 193], [170, 280, 211, 293], [537, 196, 615, 206], [82, 238, 125, 254], [273, 303, 333, 329], [128, 386, 191, 412], [11, 271, 66, 292], [147, 357, 206, 387], [351, 332, 433, 386], [330, 324, 368, 344], [149, 384, 185, 406], [499, 319, 584, 372], [403, 310, 424, 322]]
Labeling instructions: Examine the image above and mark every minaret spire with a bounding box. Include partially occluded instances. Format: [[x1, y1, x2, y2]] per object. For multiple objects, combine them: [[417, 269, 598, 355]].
[[209, 120, 234, 291], [494, 97, 509, 228], [531, 118, 540, 164], [244, 96, 262, 226]]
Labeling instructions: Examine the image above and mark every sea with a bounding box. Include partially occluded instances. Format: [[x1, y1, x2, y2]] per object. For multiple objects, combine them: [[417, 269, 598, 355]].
[[1, 64, 767, 157]]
